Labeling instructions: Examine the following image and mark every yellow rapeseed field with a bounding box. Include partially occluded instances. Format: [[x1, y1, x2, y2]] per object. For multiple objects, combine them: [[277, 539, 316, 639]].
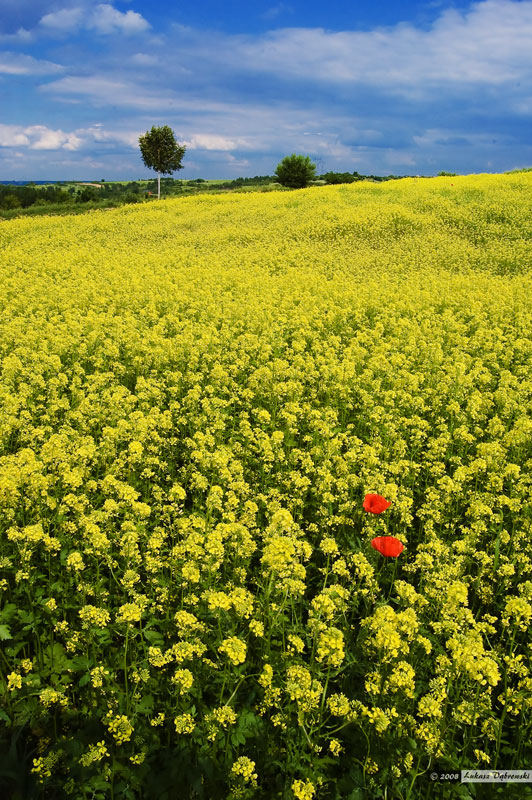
[[1, 172, 532, 799]]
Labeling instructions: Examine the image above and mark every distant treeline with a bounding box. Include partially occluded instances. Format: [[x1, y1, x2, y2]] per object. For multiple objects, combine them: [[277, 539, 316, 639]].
[[185, 172, 411, 188], [0, 181, 145, 211], [0, 171, 420, 216]]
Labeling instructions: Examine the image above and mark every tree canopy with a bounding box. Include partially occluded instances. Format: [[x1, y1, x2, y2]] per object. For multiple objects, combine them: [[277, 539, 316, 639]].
[[274, 154, 317, 189], [138, 125, 186, 199]]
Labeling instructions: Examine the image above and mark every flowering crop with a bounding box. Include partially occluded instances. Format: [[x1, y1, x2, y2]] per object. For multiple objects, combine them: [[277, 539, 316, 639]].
[[1, 172, 532, 798]]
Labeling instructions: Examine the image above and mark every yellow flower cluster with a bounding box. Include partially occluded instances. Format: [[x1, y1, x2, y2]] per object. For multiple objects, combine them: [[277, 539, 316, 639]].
[[79, 741, 109, 767], [78, 605, 111, 629], [292, 779, 316, 800], [286, 665, 323, 712], [116, 603, 143, 624], [315, 627, 345, 668], [502, 596, 532, 631], [174, 713, 196, 734], [218, 636, 247, 665], [66, 552, 85, 572], [7, 672, 22, 691], [361, 606, 418, 663], [90, 666, 110, 687], [171, 668, 194, 693], [105, 714, 134, 745], [31, 751, 62, 782], [231, 756, 258, 786], [39, 687, 68, 709], [446, 632, 501, 687]]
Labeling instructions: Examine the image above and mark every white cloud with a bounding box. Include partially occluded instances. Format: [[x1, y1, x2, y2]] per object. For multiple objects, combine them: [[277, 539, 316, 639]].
[[168, 0, 532, 97], [76, 124, 141, 147], [24, 125, 83, 150], [40, 74, 206, 110], [131, 52, 159, 66], [0, 123, 82, 150], [41, 75, 132, 103], [87, 4, 150, 35], [184, 134, 249, 151], [0, 27, 33, 44], [0, 51, 64, 75], [38, 3, 150, 36], [39, 7, 85, 33], [0, 125, 31, 147], [0, 121, 151, 153]]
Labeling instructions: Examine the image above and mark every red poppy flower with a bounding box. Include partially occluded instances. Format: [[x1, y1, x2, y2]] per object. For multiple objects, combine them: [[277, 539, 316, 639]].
[[363, 494, 391, 514], [371, 536, 404, 557]]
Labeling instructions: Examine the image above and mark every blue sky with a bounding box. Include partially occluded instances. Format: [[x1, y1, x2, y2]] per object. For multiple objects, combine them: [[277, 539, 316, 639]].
[[1, 0, 532, 179]]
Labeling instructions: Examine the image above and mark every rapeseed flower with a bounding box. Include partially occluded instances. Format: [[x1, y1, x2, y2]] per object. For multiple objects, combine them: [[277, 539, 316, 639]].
[[231, 756, 258, 786], [218, 636, 247, 665], [174, 713, 195, 734], [292, 779, 316, 800]]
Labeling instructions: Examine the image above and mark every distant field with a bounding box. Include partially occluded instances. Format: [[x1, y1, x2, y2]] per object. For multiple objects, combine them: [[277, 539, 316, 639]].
[[1, 173, 532, 799]]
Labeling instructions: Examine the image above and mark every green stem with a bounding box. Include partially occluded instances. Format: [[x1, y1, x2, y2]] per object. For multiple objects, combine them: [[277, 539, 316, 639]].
[[494, 626, 518, 767], [405, 754, 426, 800], [461, 683, 481, 763], [320, 667, 332, 718], [124, 626, 129, 713]]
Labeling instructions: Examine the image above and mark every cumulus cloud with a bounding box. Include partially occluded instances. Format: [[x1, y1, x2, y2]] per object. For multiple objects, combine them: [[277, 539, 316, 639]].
[[0, 51, 64, 75], [0, 28, 34, 44], [0, 123, 86, 150], [76, 124, 141, 147], [87, 4, 150, 35], [168, 0, 532, 97], [39, 7, 85, 33], [0, 125, 31, 147], [39, 3, 150, 36], [183, 134, 252, 151], [0, 121, 152, 153], [131, 52, 159, 66], [26, 125, 83, 150]]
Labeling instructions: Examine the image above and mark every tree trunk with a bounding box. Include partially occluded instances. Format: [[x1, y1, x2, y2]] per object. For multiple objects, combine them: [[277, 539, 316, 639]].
[[157, 172, 161, 200]]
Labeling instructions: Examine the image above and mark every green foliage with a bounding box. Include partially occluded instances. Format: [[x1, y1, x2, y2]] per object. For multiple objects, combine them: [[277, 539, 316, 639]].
[[322, 172, 358, 185], [138, 126, 186, 178], [0, 184, 70, 210], [274, 154, 317, 188]]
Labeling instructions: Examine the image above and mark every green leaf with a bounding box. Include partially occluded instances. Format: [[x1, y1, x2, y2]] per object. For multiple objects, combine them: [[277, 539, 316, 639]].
[[0, 603, 17, 622], [42, 642, 71, 675], [0, 624, 12, 640], [78, 673, 91, 687], [71, 655, 92, 672], [134, 694, 154, 714], [143, 629, 165, 647], [18, 609, 35, 625]]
